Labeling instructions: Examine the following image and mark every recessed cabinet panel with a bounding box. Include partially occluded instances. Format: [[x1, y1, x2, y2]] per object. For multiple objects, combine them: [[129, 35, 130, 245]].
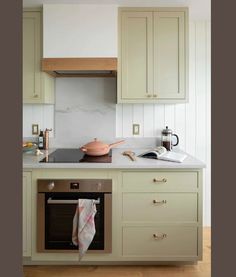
[[122, 226, 198, 257], [23, 13, 41, 102], [122, 171, 198, 192], [121, 12, 153, 99], [123, 192, 198, 222], [23, 11, 54, 104], [23, 172, 32, 257], [154, 12, 185, 99]]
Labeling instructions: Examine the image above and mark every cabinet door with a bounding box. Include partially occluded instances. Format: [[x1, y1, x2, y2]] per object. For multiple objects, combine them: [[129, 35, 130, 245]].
[[23, 12, 41, 102], [123, 226, 198, 257], [120, 12, 153, 100], [153, 11, 186, 100], [23, 172, 31, 257]]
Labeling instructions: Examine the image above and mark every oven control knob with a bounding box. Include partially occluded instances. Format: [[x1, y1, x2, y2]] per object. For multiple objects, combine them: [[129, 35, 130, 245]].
[[48, 181, 55, 191], [97, 182, 102, 190]]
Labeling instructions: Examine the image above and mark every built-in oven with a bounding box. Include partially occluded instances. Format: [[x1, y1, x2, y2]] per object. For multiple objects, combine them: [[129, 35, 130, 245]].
[[37, 179, 112, 253]]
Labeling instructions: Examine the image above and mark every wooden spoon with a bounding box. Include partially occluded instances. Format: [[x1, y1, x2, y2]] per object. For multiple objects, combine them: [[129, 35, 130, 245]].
[[122, 150, 136, 161]]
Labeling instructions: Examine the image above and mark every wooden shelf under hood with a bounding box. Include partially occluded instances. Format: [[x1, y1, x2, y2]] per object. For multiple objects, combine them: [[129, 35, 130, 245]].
[[42, 58, 117, 77]]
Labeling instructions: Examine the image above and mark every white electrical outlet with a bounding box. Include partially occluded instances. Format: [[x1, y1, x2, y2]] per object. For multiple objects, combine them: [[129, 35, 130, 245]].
[[32, 124, 39, 135], [133, 124, 140, 135]]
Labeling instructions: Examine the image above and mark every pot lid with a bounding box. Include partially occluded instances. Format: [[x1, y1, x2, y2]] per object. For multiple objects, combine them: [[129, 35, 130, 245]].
[[82, 138, 108, 150], [162, 126, 173, 135]]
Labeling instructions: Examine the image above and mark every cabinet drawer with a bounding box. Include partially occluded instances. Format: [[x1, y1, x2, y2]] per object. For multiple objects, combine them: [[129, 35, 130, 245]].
[[123, 226, 198, 257], [122, 171, 198, 191], [123, 193, 197, 222]]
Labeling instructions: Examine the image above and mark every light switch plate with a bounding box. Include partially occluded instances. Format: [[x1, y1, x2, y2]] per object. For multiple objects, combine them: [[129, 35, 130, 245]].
[[133, 124, 140, 135], [32, 124, 39, 135]]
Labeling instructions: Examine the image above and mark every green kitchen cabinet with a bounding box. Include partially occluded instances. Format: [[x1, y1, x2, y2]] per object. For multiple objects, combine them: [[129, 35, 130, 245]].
[[121, 170, 202, 260], [23, 171, 32, 257], [23, 10, 54, 104], [118, 8, 188, 103], [22, 168, 202, 263]]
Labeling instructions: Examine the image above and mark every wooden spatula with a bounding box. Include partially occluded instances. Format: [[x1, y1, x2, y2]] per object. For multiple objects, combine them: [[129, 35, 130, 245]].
[[122, 151, 136, 161]]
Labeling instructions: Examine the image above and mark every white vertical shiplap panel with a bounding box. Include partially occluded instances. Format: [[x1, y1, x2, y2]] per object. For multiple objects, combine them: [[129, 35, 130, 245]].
[[116, 104, 123, 137], [185, 22, 196, 156], [122, 104, 133, 137], [23, 104, 55, 138], [133, 104, 144, 137], [43, 105, 54, 137], [143, 104, 155, 137], [31, 105, 44, 133], [174, 104, 186, 150], [154, 104, 165, 137], [195, 22, 207, 163], [23, 105, 33, 137], [164, 104, 175, 131], [205, 21, 211, 226]]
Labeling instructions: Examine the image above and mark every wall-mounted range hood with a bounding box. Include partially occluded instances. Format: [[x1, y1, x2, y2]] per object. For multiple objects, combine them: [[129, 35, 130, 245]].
[[42, 58, 117, 77]]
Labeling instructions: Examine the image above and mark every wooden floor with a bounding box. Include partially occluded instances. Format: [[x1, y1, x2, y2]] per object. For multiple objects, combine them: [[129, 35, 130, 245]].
[[24, 227, 211, 277]]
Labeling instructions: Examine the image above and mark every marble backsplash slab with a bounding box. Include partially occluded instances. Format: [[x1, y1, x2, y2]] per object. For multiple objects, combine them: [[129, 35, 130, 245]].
[[51, 77, 117, 147]]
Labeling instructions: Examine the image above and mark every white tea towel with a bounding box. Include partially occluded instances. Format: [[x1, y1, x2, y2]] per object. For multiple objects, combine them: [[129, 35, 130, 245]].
[[72, 199, 97, 260]]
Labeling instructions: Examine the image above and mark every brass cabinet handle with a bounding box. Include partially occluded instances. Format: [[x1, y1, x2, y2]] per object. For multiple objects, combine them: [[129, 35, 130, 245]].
[[153, 94, 157, 97], [153, 233, 167, 240], [153, 199, 167, 204], [147, 94, 152, 98], [34, 94, 39, 98], [153, 178, 167, 183]]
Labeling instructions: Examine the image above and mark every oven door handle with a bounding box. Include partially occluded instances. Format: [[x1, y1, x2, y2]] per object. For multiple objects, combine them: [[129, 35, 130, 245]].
[[47, 198, 100, 205]]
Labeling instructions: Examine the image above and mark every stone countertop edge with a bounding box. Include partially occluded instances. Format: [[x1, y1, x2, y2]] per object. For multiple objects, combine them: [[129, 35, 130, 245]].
[[23, 148, 206, 169]]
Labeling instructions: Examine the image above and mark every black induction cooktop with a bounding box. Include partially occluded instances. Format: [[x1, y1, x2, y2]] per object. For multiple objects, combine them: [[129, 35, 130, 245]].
[[40, 148, 112, 163]]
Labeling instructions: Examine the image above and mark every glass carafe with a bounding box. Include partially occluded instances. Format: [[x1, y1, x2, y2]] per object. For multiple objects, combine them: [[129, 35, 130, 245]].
[[161, 126, 179, 151]]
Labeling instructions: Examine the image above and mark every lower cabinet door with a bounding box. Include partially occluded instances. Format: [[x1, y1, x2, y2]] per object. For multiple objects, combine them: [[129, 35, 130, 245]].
[[123, 192, 198, 222], [122, 226, 198, 257], [23, 172, 32, 257]]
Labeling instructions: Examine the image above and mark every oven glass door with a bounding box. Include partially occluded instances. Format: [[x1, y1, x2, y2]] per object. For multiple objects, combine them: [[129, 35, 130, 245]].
[[45, 192, 104, 250]]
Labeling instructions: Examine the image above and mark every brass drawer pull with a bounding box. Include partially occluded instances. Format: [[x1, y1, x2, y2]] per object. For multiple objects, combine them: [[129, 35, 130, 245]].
[[153, 178, 167, 183], [153, 94, 157, 97], [153, 233, 167, 240], [147, 94, 152, 98], [34, 94, 39, 98], [153, 200, 167, 204]]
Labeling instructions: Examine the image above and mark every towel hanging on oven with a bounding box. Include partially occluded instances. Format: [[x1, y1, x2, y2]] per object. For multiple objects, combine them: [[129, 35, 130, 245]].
[[72, 199, 97, 260]]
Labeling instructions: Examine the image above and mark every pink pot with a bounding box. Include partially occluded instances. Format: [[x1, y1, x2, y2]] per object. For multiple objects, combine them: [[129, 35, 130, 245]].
[[80, 138, 125, 156]]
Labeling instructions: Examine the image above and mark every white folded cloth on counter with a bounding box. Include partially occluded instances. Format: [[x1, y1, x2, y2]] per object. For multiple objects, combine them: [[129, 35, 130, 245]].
[[72, 199, 97, 260]]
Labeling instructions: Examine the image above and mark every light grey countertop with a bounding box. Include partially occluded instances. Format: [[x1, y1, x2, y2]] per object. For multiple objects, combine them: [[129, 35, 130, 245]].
[[23, 148, 205, 169]]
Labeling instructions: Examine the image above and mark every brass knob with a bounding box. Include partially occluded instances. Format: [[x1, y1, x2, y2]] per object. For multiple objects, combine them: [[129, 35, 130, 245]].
[[153, 178, 167, 183], [34, 94, 39, 98], [147, 94, 152, 98], [48, 181, 55, 191], [153, 200, 167, 204], [153, 233, 167, 240], [153, 94, 157, 97]]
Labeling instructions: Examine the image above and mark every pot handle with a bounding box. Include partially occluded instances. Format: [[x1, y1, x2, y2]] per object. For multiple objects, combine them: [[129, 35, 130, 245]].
[[80, 147, 87, 152], [109, 140, 125, 148]]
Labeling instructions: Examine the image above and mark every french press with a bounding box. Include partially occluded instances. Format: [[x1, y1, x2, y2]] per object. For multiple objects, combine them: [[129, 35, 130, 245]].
[[161, 126, 179, 151]]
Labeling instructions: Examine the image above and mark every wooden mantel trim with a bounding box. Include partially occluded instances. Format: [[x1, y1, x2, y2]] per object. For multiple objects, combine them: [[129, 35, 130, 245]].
[[42, 57, 117, 73]]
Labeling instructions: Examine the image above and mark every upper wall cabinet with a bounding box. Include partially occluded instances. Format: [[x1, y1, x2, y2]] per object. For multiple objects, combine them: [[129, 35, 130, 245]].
[[117, 8, 188, 104], [23, 10, 54, 104]]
